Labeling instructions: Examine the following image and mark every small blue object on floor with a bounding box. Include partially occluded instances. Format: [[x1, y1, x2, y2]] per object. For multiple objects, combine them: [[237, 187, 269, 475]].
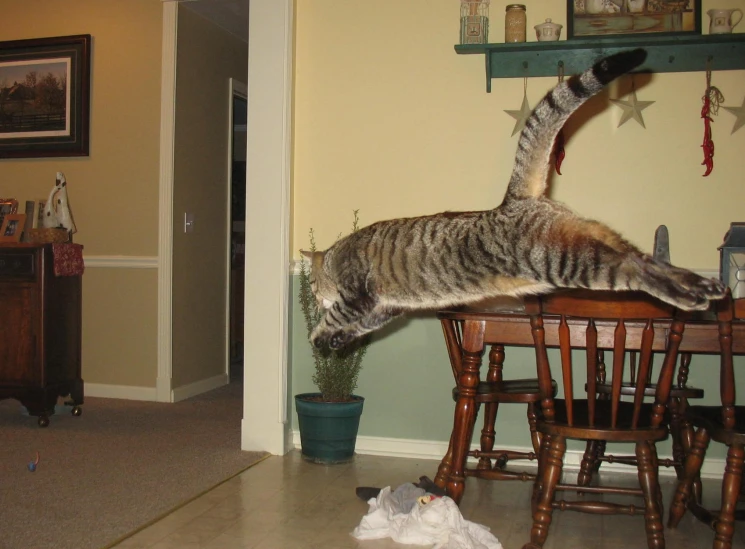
[[27, 451, 39, 472]]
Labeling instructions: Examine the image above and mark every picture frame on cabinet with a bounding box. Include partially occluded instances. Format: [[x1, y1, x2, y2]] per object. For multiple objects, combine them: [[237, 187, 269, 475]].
[[0, 214, 26, 242], [0, 198, 18, 229], [0, 34, 91, 159], [567, 0, 702, 39]]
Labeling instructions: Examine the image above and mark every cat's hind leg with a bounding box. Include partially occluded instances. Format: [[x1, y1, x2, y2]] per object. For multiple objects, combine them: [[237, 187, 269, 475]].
[[622, 254, 726, 311]]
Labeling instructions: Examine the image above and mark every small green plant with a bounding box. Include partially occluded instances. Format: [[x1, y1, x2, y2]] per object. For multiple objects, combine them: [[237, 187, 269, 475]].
[[298, 211, 368, 402]]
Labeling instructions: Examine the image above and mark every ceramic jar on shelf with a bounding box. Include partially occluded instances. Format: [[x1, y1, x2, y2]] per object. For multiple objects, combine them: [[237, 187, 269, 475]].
[[505, 4, 526, 43], [534, 18, 562, 41]]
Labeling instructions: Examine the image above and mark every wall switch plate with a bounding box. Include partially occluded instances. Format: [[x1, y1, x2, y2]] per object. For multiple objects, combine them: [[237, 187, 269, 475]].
[[184, 212, 195, 233]]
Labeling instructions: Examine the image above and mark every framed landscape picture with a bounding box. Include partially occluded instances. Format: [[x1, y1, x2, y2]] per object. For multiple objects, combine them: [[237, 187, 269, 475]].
[[568, 0, 702, 39], [0, 34, 91, 159]]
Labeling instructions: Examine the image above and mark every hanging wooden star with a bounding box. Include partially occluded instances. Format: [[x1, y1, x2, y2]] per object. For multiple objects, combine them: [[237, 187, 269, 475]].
[[505, 78, 532, 137], [610, 89, 655, 129], [722, 95, 745, 134], [504, 95, 531, 136]]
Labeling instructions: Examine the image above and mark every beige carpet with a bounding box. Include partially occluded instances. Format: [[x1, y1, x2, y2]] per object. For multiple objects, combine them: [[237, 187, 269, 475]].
[[0, 382, 268, 549]]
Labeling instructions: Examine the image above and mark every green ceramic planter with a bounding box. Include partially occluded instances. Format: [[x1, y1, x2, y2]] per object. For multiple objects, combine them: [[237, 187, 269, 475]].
[[295, 393, 364, 464]]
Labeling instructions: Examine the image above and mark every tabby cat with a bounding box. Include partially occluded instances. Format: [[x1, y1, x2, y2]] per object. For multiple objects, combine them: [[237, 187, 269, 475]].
[[302, 49, 725, 350]]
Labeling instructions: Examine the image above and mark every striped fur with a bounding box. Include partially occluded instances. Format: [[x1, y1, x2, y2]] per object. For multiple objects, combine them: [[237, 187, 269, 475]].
[[304, 50, 725, 350]]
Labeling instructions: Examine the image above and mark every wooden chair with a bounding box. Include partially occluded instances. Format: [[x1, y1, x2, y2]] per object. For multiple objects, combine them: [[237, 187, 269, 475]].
[[522, 290, 687, 549], [577, 226, 704, 484], [668, 291, 745, 549], [434, 316, 556, 487], [577, 351, 702, 484]]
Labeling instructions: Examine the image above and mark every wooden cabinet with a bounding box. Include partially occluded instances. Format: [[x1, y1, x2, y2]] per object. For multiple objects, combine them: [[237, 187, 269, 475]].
[[0, 243, 83, 427]]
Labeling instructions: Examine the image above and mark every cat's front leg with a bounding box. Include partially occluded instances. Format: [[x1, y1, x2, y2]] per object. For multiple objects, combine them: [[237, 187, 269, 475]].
[[310, 293, 377, 349], [311, 305, 402, 350]]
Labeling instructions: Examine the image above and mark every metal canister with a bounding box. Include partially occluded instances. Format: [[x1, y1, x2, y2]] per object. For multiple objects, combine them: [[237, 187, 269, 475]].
[[505, 4, 527, 43]]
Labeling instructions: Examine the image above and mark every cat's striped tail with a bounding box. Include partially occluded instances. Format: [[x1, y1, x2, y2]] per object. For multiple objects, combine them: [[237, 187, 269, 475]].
[[502, 48, 647, 202]]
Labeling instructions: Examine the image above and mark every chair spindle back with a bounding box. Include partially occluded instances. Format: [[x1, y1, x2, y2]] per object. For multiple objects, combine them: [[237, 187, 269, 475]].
[[525, 290, 686, 431]]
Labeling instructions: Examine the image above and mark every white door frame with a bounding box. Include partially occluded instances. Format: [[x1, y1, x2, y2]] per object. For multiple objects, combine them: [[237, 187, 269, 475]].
[[157, 1, 178, 403], [241, 0, 293, 454]]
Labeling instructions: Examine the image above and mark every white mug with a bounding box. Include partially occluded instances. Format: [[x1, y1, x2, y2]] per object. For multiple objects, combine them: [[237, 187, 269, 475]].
[[707, 8, 743, 34]]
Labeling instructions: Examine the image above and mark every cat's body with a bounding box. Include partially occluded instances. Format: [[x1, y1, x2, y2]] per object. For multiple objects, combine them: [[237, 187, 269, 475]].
[[304, 49, 725, 350]]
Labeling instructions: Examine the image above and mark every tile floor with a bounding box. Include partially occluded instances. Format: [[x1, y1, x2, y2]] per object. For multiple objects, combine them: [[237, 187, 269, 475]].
[[112, 451, 745, 549]]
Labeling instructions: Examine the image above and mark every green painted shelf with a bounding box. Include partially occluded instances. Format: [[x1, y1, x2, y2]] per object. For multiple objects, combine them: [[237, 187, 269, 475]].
[[455, 33, 745, 92]]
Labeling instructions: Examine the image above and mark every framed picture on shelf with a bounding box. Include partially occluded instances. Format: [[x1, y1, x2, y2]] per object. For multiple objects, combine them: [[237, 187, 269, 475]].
[[0, 198, 18, 228], [567, 0, 702, 39], [0, 213, 26, 242], [0, 34, 91, 159], [34, 199, 47, 228]]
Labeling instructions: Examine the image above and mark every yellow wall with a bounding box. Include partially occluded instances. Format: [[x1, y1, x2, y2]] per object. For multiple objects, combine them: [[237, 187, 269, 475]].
[[293, 0, 745, 270], [171, 6, 248, 388], [0, 0, 163, 388], [0, 0, 163, 255]]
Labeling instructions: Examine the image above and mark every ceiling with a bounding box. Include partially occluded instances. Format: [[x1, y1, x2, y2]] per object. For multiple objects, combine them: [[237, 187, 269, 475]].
[[178, 0, 249, 43]]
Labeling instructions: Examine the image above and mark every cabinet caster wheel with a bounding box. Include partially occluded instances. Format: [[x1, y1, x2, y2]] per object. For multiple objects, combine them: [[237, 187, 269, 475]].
[[71, 406, 82, 417], [38, 416, 50, 428]]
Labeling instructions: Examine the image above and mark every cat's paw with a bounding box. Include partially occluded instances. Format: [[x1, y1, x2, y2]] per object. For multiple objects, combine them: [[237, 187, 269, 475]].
[[645, 259, 727, 311], [328, 331, 355, 350], [310, 328, 354, 350], [668, 279, 726, 311], [674, 275, 727, 310], [310, 326, 330, 349]]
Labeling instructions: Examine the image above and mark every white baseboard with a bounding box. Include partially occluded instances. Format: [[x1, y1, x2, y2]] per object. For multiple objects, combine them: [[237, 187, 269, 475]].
[[291, 431, 726, 479], [85, 383, 159, 401], [171, 373, 229, 402], [83, 255, 158, 269]]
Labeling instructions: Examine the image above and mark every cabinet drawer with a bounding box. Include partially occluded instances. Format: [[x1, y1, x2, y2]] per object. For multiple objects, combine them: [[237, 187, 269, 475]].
[[0, 252, 36, 278]]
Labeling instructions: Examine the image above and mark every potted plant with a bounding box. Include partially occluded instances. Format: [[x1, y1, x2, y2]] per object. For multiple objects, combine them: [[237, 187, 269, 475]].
[[296, 211, 368, 464]]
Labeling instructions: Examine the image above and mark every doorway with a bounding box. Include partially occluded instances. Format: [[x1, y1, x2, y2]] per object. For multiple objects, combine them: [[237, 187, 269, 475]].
[[228, 78, 247, 382]]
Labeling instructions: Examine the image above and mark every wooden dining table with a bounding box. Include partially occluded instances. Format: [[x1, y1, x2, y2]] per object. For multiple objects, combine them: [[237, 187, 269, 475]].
[[432, 296, 745, 504]]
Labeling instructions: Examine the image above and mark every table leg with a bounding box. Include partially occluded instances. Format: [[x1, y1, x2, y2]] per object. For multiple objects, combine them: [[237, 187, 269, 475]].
[[446, 319, 485, 504]]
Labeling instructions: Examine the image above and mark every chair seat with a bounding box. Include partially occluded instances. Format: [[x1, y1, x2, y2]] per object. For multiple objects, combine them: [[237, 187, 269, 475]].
[[594, 382, 704, 400], [685, 405, 745, 446], [452, 379, 557, 404], [536, 399, 669, 441]]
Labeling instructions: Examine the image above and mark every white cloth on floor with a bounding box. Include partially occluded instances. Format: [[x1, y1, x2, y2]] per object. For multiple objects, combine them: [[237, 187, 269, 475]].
[[351, 483, 503, 549]]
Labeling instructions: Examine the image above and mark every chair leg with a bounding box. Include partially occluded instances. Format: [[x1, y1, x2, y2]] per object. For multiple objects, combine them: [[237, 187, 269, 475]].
[[668, 399, 686, 479], [531, 433, 550, 516], [677, 415, 704, 505], [435, 430, 455, 488], [714, 444, 745, 549], [578, 441, 599, 487], [636, 440, 665, 549], [668, 426, 710, 528], [526, 434, 565, 549], [478, 402, 499, 470], [527, 402, 540, 456]]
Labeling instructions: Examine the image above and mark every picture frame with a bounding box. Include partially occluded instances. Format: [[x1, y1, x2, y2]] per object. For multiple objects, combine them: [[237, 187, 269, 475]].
[[35, 198, 46, 228], [0, 198, 18, 228], [0, 34, 91, 159], [567, 0, 702, 39], [0, 213, 26, 242]]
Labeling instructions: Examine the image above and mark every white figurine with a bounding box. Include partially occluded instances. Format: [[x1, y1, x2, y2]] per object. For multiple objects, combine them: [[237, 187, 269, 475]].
[[42, 172, 77, 233]]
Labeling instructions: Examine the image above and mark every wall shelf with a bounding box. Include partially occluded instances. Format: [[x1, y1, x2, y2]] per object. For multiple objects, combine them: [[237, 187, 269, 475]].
[[455, 34, 745, 92]]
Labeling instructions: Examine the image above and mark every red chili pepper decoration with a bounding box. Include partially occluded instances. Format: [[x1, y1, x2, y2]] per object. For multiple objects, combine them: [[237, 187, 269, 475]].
[[701, 64, 724, 177], [554, 129, 566, 175], [701, 94, 714, 177]]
